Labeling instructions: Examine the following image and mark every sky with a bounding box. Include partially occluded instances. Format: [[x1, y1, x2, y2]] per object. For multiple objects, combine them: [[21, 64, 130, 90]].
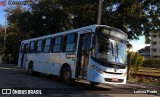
[[0, 1, 150, 52], [129, 36, 150, 52], [0, 3, 5, 26]]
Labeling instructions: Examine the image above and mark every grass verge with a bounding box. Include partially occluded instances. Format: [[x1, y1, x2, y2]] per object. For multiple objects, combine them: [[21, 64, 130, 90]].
[[129, 67, 160, 86]]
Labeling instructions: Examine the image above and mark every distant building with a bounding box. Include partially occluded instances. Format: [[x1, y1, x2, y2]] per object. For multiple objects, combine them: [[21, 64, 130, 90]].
[[150, 34, 160, 58], [138, 46, 150, 58]]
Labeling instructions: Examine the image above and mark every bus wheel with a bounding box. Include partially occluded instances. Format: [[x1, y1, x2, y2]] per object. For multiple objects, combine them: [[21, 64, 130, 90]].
[[90, 82, 99, 85], [61, 67, 73, 84], [28, 63, 34, 75]]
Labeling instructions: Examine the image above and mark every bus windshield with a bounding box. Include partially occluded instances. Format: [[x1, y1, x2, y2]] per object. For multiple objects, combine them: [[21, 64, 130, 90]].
[[92, 30, 127, 64]]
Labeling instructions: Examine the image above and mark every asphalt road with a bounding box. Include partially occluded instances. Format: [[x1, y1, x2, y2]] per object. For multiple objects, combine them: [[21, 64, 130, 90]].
[[0, 64, 159, 97]]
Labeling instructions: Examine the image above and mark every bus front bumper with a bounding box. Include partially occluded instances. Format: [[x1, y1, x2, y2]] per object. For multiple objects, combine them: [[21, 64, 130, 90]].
[[88, 69, 126, 84]]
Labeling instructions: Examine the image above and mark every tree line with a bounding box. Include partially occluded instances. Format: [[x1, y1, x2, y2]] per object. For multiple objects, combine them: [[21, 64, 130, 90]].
[[0, 0, 159, 63]]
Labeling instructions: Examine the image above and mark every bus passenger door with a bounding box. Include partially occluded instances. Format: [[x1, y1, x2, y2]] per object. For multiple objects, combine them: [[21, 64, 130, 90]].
[[77, 33, 91, 79], [21, 43, 29, 68]]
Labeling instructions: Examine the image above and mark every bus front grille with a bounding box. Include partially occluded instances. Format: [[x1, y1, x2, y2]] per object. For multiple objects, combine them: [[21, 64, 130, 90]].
[[106, 64, 126, 69], [104, 72, 123, 75]]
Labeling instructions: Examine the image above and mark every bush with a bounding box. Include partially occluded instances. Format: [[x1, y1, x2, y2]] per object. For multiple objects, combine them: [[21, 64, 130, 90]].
[[142, 58, 160, 68], [131, 52, 145, 71]]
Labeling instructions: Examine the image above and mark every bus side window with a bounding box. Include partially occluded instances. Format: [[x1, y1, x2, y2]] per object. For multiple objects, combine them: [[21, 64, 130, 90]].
[[43, 38, 51, 53], [52, 36, 62, 53], [28, 41, 35, 53], [64, 33, 77, 52], [36, 40, 43, 53]]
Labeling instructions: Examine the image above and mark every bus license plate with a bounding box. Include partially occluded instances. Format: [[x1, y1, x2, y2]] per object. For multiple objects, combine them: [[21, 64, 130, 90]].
[[112, 78, 118, 81]]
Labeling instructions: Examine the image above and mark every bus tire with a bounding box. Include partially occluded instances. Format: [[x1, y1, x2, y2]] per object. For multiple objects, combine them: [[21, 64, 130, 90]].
[[90, 82, 99, 85], [61, 66, 74, 84], [28, 63, 35, 75]]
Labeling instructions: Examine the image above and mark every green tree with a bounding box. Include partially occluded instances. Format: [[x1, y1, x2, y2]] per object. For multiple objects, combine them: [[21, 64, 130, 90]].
[[59, 0, 160, 40], [4, 6, 32, 63], [7, 0, 160, 39], [5, 33, 30, 63], [29, 0, 70, 37], [0, 25, 4, 45], [0, 25, 5, 56], [103, 0, 159, 40], [131, 52, 145, 71], [59, 0, 99, 28], [5, 1, 71, 63], [4, 0, 160, 64]]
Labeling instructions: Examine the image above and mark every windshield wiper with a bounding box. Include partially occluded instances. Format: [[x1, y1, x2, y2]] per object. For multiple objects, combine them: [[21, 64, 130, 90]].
[[116, 42, 119, 57], [111, 42, 114, 55]]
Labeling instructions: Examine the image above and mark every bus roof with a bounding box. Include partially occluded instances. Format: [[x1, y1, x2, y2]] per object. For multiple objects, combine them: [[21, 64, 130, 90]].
[[21, 24, 127, 43]]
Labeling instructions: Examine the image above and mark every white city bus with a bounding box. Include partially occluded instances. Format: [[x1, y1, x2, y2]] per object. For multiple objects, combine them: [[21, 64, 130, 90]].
[[18, 25, 128, 85]]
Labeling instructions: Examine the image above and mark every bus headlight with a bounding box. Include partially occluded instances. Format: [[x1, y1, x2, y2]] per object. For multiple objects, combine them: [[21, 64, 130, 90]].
[[92, 65, 104, 74]]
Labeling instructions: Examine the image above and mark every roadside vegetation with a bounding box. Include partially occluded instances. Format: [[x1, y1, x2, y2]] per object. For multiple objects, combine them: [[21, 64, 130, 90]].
[[143, 58, 160, 68], [129, 67, 160, 86], [129, 56, 160, 86], [130, 52, 145, 71]]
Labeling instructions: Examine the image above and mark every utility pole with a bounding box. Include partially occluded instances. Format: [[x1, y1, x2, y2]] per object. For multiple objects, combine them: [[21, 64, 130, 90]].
[[97, 0, 103, 25], [2, 12, 7, 63], [151, 11, 156, 59]]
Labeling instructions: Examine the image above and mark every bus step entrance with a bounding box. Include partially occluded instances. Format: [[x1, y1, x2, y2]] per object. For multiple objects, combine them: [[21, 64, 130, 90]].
[[78, 75, 86, 79]]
